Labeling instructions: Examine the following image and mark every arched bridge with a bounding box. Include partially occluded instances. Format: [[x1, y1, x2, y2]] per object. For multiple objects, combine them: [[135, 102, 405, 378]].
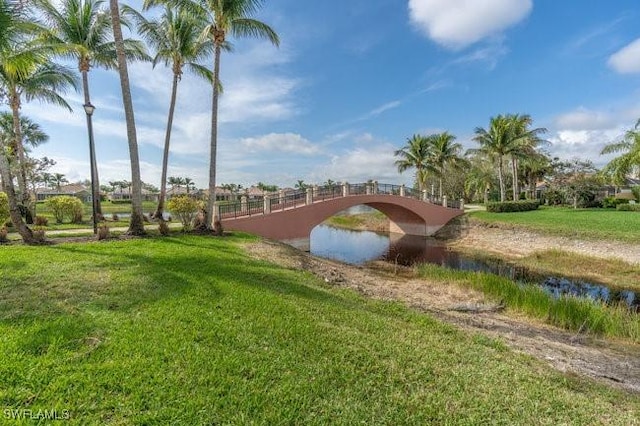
[[219, 182, 464, 248]]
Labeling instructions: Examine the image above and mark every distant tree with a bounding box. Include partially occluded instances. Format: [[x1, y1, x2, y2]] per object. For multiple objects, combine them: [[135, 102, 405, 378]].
[[394, 134, 433, 192], [295, 180, 307, 190], [601, 118, 640, 186], [52, 173, 68, 190], [184, 177, 195, 194], [427, 132, 468, 198]]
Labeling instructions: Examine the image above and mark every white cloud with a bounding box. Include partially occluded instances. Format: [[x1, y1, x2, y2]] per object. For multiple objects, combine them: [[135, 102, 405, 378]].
[[241, 133, 321, 155], [554, 107, 616, 131], [408, 0, 532, 50], [368, 100, 402, 117], [608, 38, 640, 74], [310, 143, 401, 184], [548, 129, 625, 167]]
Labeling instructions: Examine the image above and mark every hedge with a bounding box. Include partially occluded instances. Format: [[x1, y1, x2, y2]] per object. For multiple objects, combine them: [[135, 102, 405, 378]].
[[616, 203, 640, 212], [486, 200, 540, 213]]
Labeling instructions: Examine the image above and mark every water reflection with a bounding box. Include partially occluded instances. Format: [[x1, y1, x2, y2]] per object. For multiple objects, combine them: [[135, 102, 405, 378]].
[[310, 225, 639, 311]]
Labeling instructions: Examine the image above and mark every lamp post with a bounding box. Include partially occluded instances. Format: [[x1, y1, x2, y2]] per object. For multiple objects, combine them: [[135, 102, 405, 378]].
[[84, 102, 98, 235]]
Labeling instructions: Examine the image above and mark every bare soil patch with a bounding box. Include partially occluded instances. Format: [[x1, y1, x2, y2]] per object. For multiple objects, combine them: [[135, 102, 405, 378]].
[[243, 238, 640, 394]]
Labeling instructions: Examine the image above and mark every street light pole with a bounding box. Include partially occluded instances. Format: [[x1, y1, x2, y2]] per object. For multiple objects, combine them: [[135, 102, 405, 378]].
[[84, 102, 98, 235]]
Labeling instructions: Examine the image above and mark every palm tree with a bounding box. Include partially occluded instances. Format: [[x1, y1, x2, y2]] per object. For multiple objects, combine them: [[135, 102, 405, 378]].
[[505, 114, 547, 201], [295, 180, 307, 190], [145, 0, 280, 232], [109, 0, 145, 235], [125, 5, 212, 219], [0, 53, 78, 221], [601, 119, 640, 186], [394, 134, 434, 192], [472, 115, 519, 202], [427, 132, 468, 198], [0, 112, 49, 150], [52, 172, 68, 189], [184, 176, 195, 194], [34, 0, 148, 219]]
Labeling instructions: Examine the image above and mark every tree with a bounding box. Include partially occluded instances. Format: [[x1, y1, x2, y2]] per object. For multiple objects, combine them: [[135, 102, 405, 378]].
[[125, 4, 212, 219], [0, 112, 48, 150], [427, 132, 468, 198], [109, 0, 145, 234], [35, 0, 148, 219], [394, 134, 434, 192], [145, 0, 280, 232], [184, 177, 195, 194], [601, 119, 640, 186], [0, 55, 78, 220], [52, 172, 68, 189], [295, 180, 307, 190], [473, 114, 544, 201], [505, 114, 547, 201]]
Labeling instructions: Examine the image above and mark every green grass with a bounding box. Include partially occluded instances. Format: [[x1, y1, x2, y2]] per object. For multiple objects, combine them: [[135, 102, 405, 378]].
[[417, 263, 640, 342], [0, 235, 638, 424], [470, 206, 640, 243]]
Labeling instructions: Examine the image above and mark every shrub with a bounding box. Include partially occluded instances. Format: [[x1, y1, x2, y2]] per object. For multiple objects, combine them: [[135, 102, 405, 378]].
[[0, 192, 8, 225], [32, 227, 46, 243], [0, 226, 7, 243], [34, 216, 49, 226], [616, 203, 640, 211], [44, 196, 84, 224], [167, 196, 199, 231], [602, 197, 628, 209], [110, 199, 131, 204], [486, 200, 540, 213]]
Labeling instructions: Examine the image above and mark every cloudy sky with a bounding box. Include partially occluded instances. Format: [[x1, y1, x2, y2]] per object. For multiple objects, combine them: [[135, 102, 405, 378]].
[[22, 0, 640, 188]]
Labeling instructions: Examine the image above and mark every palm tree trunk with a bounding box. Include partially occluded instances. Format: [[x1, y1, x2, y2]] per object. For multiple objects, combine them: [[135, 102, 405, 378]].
[[9, 90, 32, 222], [110, 0, 144, 235], [498, 156, 506, 202], [81, 70, 102, 217], [511, 157, 519, 201], [154, 72, 179, 220], [439, 176, 443, 199], [206, 43, 222, 233], [0, 143, 33, 242]]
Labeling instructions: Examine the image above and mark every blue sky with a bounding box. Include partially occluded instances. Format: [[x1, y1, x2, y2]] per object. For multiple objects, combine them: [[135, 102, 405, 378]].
[[22, 0, 640, 189]]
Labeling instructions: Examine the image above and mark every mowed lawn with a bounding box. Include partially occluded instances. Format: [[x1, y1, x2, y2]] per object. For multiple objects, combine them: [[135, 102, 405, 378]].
[[0, 235, 638, 424], [471, 207, 640, 243]]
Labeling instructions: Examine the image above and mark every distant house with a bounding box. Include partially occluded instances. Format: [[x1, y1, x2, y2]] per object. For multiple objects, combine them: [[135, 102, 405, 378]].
[[36, 184, 91, 202], [108, 187, 159, 202]]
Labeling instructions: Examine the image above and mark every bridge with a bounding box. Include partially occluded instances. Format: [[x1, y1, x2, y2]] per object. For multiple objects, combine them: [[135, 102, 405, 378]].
[[218, 182, 464, 249]]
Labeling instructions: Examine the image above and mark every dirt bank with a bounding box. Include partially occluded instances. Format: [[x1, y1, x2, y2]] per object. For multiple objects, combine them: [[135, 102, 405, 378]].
[[453, 221, 640, 264], [243, 237, 640, 394]]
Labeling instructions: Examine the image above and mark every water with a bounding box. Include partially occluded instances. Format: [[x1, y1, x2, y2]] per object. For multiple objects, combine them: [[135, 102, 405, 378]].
[[310, 225, 640, 311]]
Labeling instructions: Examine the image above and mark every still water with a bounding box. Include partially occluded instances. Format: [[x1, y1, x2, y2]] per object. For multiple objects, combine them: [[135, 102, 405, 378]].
[[310, 224, 639, 311]]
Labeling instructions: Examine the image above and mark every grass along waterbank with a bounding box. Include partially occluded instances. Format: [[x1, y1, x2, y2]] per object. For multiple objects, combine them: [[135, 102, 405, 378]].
[[1, 234, 638, 423]]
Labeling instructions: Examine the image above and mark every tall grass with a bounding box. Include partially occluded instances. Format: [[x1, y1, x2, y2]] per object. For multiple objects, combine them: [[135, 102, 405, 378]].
[[418, 264, 640, 342]]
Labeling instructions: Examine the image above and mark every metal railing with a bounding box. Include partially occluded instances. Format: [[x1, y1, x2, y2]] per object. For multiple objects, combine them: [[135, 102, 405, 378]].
[[217, 182, 462, 219]]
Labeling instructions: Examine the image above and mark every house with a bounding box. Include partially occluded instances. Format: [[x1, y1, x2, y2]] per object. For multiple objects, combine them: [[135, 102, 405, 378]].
[[108, 187, 159, 202], [36, 184, 92, 202]]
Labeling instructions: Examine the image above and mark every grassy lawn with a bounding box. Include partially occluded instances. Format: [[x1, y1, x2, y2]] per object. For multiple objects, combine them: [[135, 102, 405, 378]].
[[0, 235, 638, 424], [470, 207, 640, 243]]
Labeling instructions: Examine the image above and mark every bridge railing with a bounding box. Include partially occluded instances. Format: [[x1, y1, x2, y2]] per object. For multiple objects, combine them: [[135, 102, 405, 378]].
[[217, 181, 462, 219]]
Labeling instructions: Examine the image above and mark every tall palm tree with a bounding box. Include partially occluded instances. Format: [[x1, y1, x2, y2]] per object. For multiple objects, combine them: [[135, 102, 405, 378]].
[[505, 114, 547, 201], [109, 0, 145, 235], [126, 5, 212, 219], [1, 56, 78, 223], [34, 0, 148, 219], [472, 115, 520, 202], [427, 132, 468, 198], [601, 119, 640, 186], [145, 0, 279, 232], [394, 134, 434, 192]]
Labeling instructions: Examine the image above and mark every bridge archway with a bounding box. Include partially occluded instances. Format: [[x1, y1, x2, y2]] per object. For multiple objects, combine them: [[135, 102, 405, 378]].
[[222, 193, 463, 248]]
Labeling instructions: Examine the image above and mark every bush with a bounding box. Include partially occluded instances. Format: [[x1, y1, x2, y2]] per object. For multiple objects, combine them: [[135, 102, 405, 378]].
[[158, 220, 170, 236], [167, 196, 199, 231], [110, 199, 131, 204], [0, 192, 8, 225], [44, 196, 84, 224], [97, 223, 110, 240], [602, 197, 628, 209], [34, 216, 48, 226], [486, 200, 540, 213], [0, 226, 7, 243], [616, 203, 640, 211]]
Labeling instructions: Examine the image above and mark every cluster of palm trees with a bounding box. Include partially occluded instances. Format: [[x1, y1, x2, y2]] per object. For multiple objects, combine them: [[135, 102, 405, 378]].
[[0, 0, 279, 243], [395, 115, 548, 203]]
